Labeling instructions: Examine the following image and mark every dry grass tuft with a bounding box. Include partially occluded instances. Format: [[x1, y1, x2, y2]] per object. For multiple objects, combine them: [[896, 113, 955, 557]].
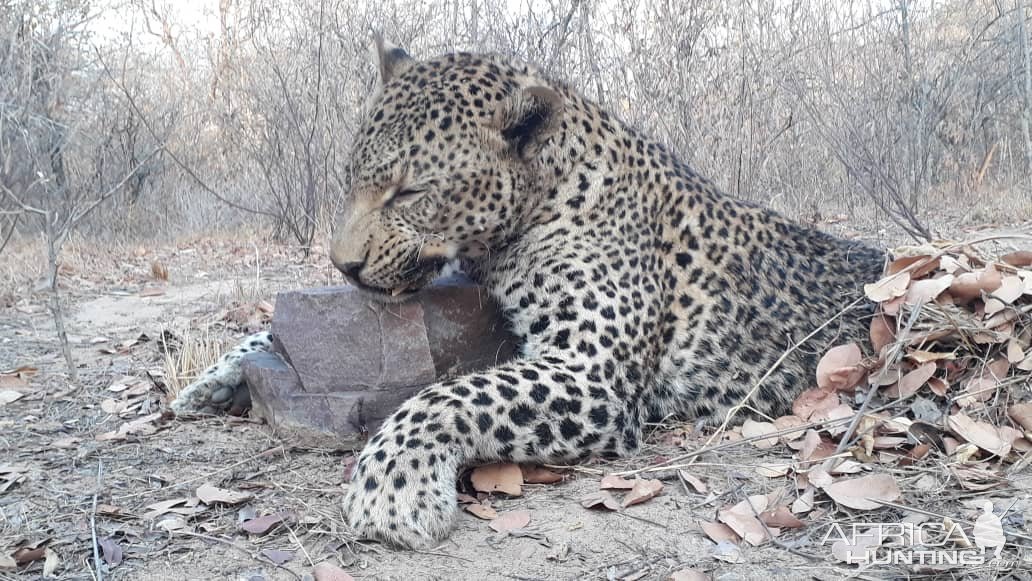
[[160, 325, 234, 401]]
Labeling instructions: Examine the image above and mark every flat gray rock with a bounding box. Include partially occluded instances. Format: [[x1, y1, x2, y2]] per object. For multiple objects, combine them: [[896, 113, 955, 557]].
[[243, 276, 518, 445]]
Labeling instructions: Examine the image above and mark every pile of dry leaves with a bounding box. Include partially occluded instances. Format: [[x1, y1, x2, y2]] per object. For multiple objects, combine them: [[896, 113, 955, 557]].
[[669, 238, 1032, 571]]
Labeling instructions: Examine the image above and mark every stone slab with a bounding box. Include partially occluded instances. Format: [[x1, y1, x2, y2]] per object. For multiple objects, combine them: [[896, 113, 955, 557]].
[[242, 276, 519, 444]]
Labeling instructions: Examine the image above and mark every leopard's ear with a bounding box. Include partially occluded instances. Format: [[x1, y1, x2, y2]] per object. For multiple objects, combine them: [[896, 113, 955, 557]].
[[493, 85, 564, 157], [372, 32, 413, 85]]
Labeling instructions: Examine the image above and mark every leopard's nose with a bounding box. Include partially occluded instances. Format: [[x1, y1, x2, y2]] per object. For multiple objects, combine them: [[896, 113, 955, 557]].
[[334, 259, 365, 280]]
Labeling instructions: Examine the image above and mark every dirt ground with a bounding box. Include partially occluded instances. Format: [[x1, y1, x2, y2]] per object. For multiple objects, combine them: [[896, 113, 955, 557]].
[[1, 218, 1031, 580]]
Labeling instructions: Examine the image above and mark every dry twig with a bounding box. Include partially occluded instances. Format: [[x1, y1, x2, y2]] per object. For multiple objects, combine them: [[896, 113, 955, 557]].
[[90, 460, 104, 581]]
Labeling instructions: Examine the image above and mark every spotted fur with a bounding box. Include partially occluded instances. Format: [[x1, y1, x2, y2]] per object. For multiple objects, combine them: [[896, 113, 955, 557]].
[[169, 331, 273, 414]]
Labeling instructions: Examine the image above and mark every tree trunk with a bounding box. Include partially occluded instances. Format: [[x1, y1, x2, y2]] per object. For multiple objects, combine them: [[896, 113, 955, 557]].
[[1017, 0, 1032, 179], [44, 209, 77, 383]]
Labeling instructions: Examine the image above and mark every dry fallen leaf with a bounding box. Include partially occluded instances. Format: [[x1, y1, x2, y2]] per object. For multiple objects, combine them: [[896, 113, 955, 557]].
[[471, 463, 523, 496], [870, 315, 895, 353], [772, 414, 806, 443], [520, 465, 563, 484], [1001, 250, 1032, 267], [489, 510, 531, 533], [678, 470, 707, 493], [700, 521, 740, 544], [143, 497, 198, 519], [999, 426, 1024, 447], [0, 389, 25, 406], [823, 473, 901, 510], [988, 274, 1024, 305], [947, 413, 1010, 456], [807, 465, 833, 489], [950, 264, 1002, 302], [718, 495, 776, 546], [196, 483, 252, 505], [951, 465, 1006, 491], [791, 487, 815, 514], [890, 362, 937, 398], [465, 503, 498, 520], [811, 403, 854, 436], [960, 376, 998, 405], [580, 491, 621, 511], [1007, 339, 1026, 364], [42, 548, 59, 577], [107, 376, 144, 393], [1008, 403, 1032, 432], [100, 398, 125, 414], [864, 272, 910, 302], [792, 387, 839, 421], [888, 254, 939, 277], [711, 540, 744, 563], [871, 437, 907, 450], [905, 275, 954, 305], [98, 537, 122, 567], [927, 376, 949, 397], [816, 343, 863, 391], [797, 429, 821, 460], [95, 412, 163, 442], [759, 506, 804, 529], [312, 562, 356, 581], [96, 504, 127, 518], [622, 478, 664, 507], [241, 511, 295, 535], [741, 419, 779, 449], [600, 474, 636, 490], [829, 459, 865, 474], [12, 545, 45, 565], [0, 367, 32, 389], [260, 549, 294, 565], [987, 356, 1010, 380]]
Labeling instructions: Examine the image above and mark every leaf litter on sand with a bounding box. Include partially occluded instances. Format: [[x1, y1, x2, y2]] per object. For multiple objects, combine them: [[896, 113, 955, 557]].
[[667, 239, 1032, 566]]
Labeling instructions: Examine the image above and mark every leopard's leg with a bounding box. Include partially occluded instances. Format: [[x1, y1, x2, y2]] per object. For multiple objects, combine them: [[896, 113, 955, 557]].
[[343, 357, 640, 548], [169, 331, 273, 414]]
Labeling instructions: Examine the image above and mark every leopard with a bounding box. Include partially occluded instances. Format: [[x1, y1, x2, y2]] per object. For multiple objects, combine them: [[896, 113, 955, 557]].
[[171, 37, 885, 549]]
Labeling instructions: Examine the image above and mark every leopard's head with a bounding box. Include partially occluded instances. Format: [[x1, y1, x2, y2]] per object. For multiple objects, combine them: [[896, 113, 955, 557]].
[[330, 37, 565, 301]]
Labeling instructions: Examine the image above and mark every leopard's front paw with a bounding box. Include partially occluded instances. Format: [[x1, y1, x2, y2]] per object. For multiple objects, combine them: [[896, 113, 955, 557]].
[[343, 443, 460, 548], [169, 332, 272, 415], [169, 374, 245, 415]]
